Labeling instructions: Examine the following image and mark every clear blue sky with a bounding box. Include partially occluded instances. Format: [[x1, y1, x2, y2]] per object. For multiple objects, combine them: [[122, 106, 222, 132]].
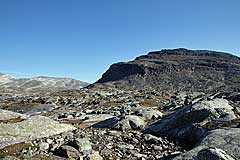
[[1, 0, 240, 82]]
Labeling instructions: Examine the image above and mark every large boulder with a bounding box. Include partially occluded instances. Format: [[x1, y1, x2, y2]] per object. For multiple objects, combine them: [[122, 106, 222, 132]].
[[144, 98, 236, 147], [173, 128, 240, 160], [0, 111, 76, 149]]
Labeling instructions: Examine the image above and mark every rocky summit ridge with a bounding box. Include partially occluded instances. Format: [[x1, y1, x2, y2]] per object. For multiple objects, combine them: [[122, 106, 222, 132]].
[[96, 48, 240, 93], [0, 74, 89, 95], [0, 48, 240, 160]]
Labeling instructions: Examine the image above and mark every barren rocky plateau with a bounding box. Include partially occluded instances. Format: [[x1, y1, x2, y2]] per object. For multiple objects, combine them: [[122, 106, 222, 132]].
[[0, 48, 240, 160]]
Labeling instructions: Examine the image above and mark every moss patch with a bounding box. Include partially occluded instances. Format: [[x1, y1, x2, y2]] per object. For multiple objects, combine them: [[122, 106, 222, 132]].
[[140, 99, 160, 108]]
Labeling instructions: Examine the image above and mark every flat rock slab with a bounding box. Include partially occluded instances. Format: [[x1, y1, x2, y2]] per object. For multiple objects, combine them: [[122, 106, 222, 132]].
[[0, 115, 76, 149], [0, 109, 28, 121]]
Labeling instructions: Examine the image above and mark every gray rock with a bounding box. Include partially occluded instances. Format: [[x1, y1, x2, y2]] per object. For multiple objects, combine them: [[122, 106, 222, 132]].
[[85, 109, 94, 114], [91, 115, 145, 131], [173, 128, 240, 160], [144, 99, 236, 146], [196, 148, 235, 160], [87, 151, 103, 160], [46, 138, 53, 144], [125, 115, 145, 130], [115, 118, 132, 131], [75, 138, 92, 155], [133, 153, 148, 159], [66, 115, 74, 119], [126, 144, 135, 150], [153, 145, 163, 151], [134, 107, 163, 121], [0, 114, 76, 149], [39, 142, 50, 151], [143, 134, 162, 143]]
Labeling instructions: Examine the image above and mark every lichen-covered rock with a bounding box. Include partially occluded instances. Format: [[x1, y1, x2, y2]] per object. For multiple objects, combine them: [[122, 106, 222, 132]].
[[75, 138, 92, 155], [0, 115, 76, 149]]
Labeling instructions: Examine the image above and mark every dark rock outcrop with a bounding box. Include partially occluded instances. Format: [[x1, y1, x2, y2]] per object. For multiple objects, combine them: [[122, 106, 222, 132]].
[[96, 48, 240, 93]]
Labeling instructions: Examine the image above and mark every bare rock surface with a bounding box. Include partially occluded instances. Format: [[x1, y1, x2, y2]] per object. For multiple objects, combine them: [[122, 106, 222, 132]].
[[0, 111, 76, 149], [144, 98, 236, 147], [173, 128, 240, 160]]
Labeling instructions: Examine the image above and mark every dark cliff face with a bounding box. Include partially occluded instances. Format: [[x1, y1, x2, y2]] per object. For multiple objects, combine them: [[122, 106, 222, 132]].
[[96, 48, 240, 93]]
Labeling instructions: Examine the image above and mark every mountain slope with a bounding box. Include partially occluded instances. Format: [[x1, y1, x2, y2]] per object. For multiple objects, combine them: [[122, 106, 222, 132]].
[[95, 48, 240, 93], [0, 74, 89, 94]]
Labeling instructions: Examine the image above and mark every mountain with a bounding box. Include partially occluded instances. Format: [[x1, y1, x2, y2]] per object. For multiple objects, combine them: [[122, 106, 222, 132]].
[[95, 48, 240, 93], [0, 73, 16, 85], [0, 74, 89, 94]]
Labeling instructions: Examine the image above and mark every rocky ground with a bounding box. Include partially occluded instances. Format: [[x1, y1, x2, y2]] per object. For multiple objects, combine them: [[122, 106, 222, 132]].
[[0, 87, 239, 160]]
